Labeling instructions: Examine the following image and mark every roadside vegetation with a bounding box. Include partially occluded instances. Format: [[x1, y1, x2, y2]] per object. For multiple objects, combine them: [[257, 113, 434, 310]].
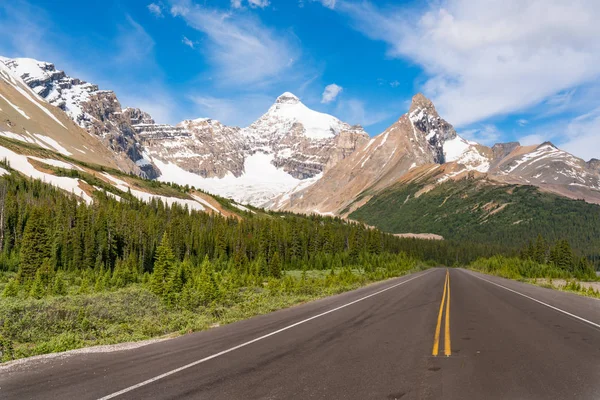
[[0, 171, 426, 362], [469, 234, 599, 298], [1, 167, 597, 363]]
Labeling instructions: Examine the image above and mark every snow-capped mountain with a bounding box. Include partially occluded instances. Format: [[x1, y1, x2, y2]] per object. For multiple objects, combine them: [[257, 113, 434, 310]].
[[0, 57, 158, 178], [2, 56, 369, 205], [141, 93, 369, 205], [276, 93, 600, 215], [275, 94, 483, 214], [3, 55, 599, 211], [0, 58, 131, 171]]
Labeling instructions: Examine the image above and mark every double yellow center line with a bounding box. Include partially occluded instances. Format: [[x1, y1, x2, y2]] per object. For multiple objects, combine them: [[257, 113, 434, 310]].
[[432, 269, 451, 357]]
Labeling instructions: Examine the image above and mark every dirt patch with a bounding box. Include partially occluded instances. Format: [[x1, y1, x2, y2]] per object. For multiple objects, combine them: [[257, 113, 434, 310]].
[[394, 233, 444, 240]]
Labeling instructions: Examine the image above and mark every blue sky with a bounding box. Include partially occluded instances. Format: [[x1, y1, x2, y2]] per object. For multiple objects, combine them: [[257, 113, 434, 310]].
[[1, 0, 599, 160]]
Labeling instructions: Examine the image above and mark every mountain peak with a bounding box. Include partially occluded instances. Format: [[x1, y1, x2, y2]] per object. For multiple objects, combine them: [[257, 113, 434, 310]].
[[409, 93, 436, 113], [276, 92, 300, 105], [537, 141, 558, 150]]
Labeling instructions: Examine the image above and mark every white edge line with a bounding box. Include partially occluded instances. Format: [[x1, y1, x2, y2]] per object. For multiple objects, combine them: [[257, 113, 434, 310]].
[[465, 270, 600, 330], [97, 269, 434, 400]]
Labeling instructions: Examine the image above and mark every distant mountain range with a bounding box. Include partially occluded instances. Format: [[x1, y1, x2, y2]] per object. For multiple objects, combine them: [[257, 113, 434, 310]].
[[1, 55, 599, 228]]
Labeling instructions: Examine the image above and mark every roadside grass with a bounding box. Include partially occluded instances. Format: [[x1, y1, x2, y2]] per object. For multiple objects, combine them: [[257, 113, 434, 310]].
[[530, 279, 600, 299], [467, 256, 600, 300], [0, 265, 425, 362]]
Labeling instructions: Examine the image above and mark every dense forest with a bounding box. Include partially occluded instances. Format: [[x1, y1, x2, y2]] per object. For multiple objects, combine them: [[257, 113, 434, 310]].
[[350, 176, 600, 266], [0, 170, 521, 299]]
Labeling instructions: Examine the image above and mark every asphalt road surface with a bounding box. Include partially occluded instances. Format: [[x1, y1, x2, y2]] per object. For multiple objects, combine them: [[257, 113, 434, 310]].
[[2, 268, 599, 399]]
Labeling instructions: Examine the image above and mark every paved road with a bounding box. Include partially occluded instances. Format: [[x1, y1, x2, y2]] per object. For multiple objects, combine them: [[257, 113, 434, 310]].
[[2, 268, 599, 399]]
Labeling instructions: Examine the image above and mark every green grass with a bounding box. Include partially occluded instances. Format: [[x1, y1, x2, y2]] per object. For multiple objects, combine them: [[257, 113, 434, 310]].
[[467, 256, 600, 300], [0, 265, 425, 362]]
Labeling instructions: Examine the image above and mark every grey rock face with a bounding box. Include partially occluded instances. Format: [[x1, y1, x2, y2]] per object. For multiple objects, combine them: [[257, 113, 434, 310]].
[[2, 58, 159, 178]]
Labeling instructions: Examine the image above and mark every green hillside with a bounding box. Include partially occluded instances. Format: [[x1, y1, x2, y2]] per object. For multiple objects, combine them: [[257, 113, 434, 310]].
[[350, 176, 600, 262]]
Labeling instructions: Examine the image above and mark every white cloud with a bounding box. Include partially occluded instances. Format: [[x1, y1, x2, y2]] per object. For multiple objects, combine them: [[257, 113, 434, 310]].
[[182, 36, 195, 48], [232, 0, 270, 9], [519, 134, 546, 146], [321, 83, 343, 103], [390, 80, 400, 88], [459, 124, 502, 145], [114, 16, 155, 65], [147, 3, 163, 17], [314, 0, 336, 9], [335, 98, 392, 128], [518, 107, 600, 160], [188, 94, 273, 126], [333, 0, 600, 128], [517, 119, 528, 127], [559, 108, 600, 160], [171, 1, 298, 86]]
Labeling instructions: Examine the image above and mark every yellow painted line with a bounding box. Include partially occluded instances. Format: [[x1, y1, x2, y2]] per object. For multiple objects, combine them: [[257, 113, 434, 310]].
[[444, 270, 452, 357], [432, 270, 448, 356]]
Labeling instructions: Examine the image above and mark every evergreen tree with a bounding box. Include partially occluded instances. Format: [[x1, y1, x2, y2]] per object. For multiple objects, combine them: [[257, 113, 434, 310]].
[[29, 270, 46, 299], [2, 278, 19, 297], [197, 255, 218, 304], [18, 209, 50, 282], [52, 273, 67, 296], [269, 251, 282, 278], [151, 235, 176, 297]]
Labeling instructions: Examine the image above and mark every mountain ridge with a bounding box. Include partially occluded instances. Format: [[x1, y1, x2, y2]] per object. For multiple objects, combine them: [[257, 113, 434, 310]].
[[2, 55, 599, 215]]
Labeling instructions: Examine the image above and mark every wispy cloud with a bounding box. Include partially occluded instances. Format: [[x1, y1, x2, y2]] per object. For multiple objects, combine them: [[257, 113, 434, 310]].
[[182, 36, 195, 48], [113, 16, 155, 65], [147, 3, 164, 17], [188, 93, 273, 126], [334, 98, 394, 129], [170, 0, 299, 87], [321, 83, 343, 103], [231, 0, 271, 9], [312, 0, 336, 9], [326, 0, 600, 129], [518, 107, 600, 160], [459, 124, 502, 145]]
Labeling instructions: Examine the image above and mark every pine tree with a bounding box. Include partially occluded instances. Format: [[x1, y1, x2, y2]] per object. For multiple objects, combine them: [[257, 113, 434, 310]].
[[29, 269, 46, 299], [151, 235, 175, 297], [18, 209, 51, 282], [2, 278, 19, 297], [52, 273, 67, 296], [533, 234, 547, 264], [78, 277, 90, 294], [269, 251, 282, 279], [197, 255, 218, 304]]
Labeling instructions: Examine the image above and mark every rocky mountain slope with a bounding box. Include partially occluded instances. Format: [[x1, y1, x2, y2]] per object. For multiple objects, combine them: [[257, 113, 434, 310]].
[[3, 55, 599, 215], [0, 60, 128, 170], [142, 93, 369, 206], [275, 93, 600, 216], [273, 94, 489, 214], [2, 57, 369, 206], [0, 57, 157, 177]]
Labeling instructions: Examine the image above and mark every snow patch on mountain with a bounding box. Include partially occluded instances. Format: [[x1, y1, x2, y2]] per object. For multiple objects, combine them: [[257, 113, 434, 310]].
[[0, 145, 92, 203], [152, 152, 312, 206], [443, 136, 490, 172], [0, 94, 30, 119]]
